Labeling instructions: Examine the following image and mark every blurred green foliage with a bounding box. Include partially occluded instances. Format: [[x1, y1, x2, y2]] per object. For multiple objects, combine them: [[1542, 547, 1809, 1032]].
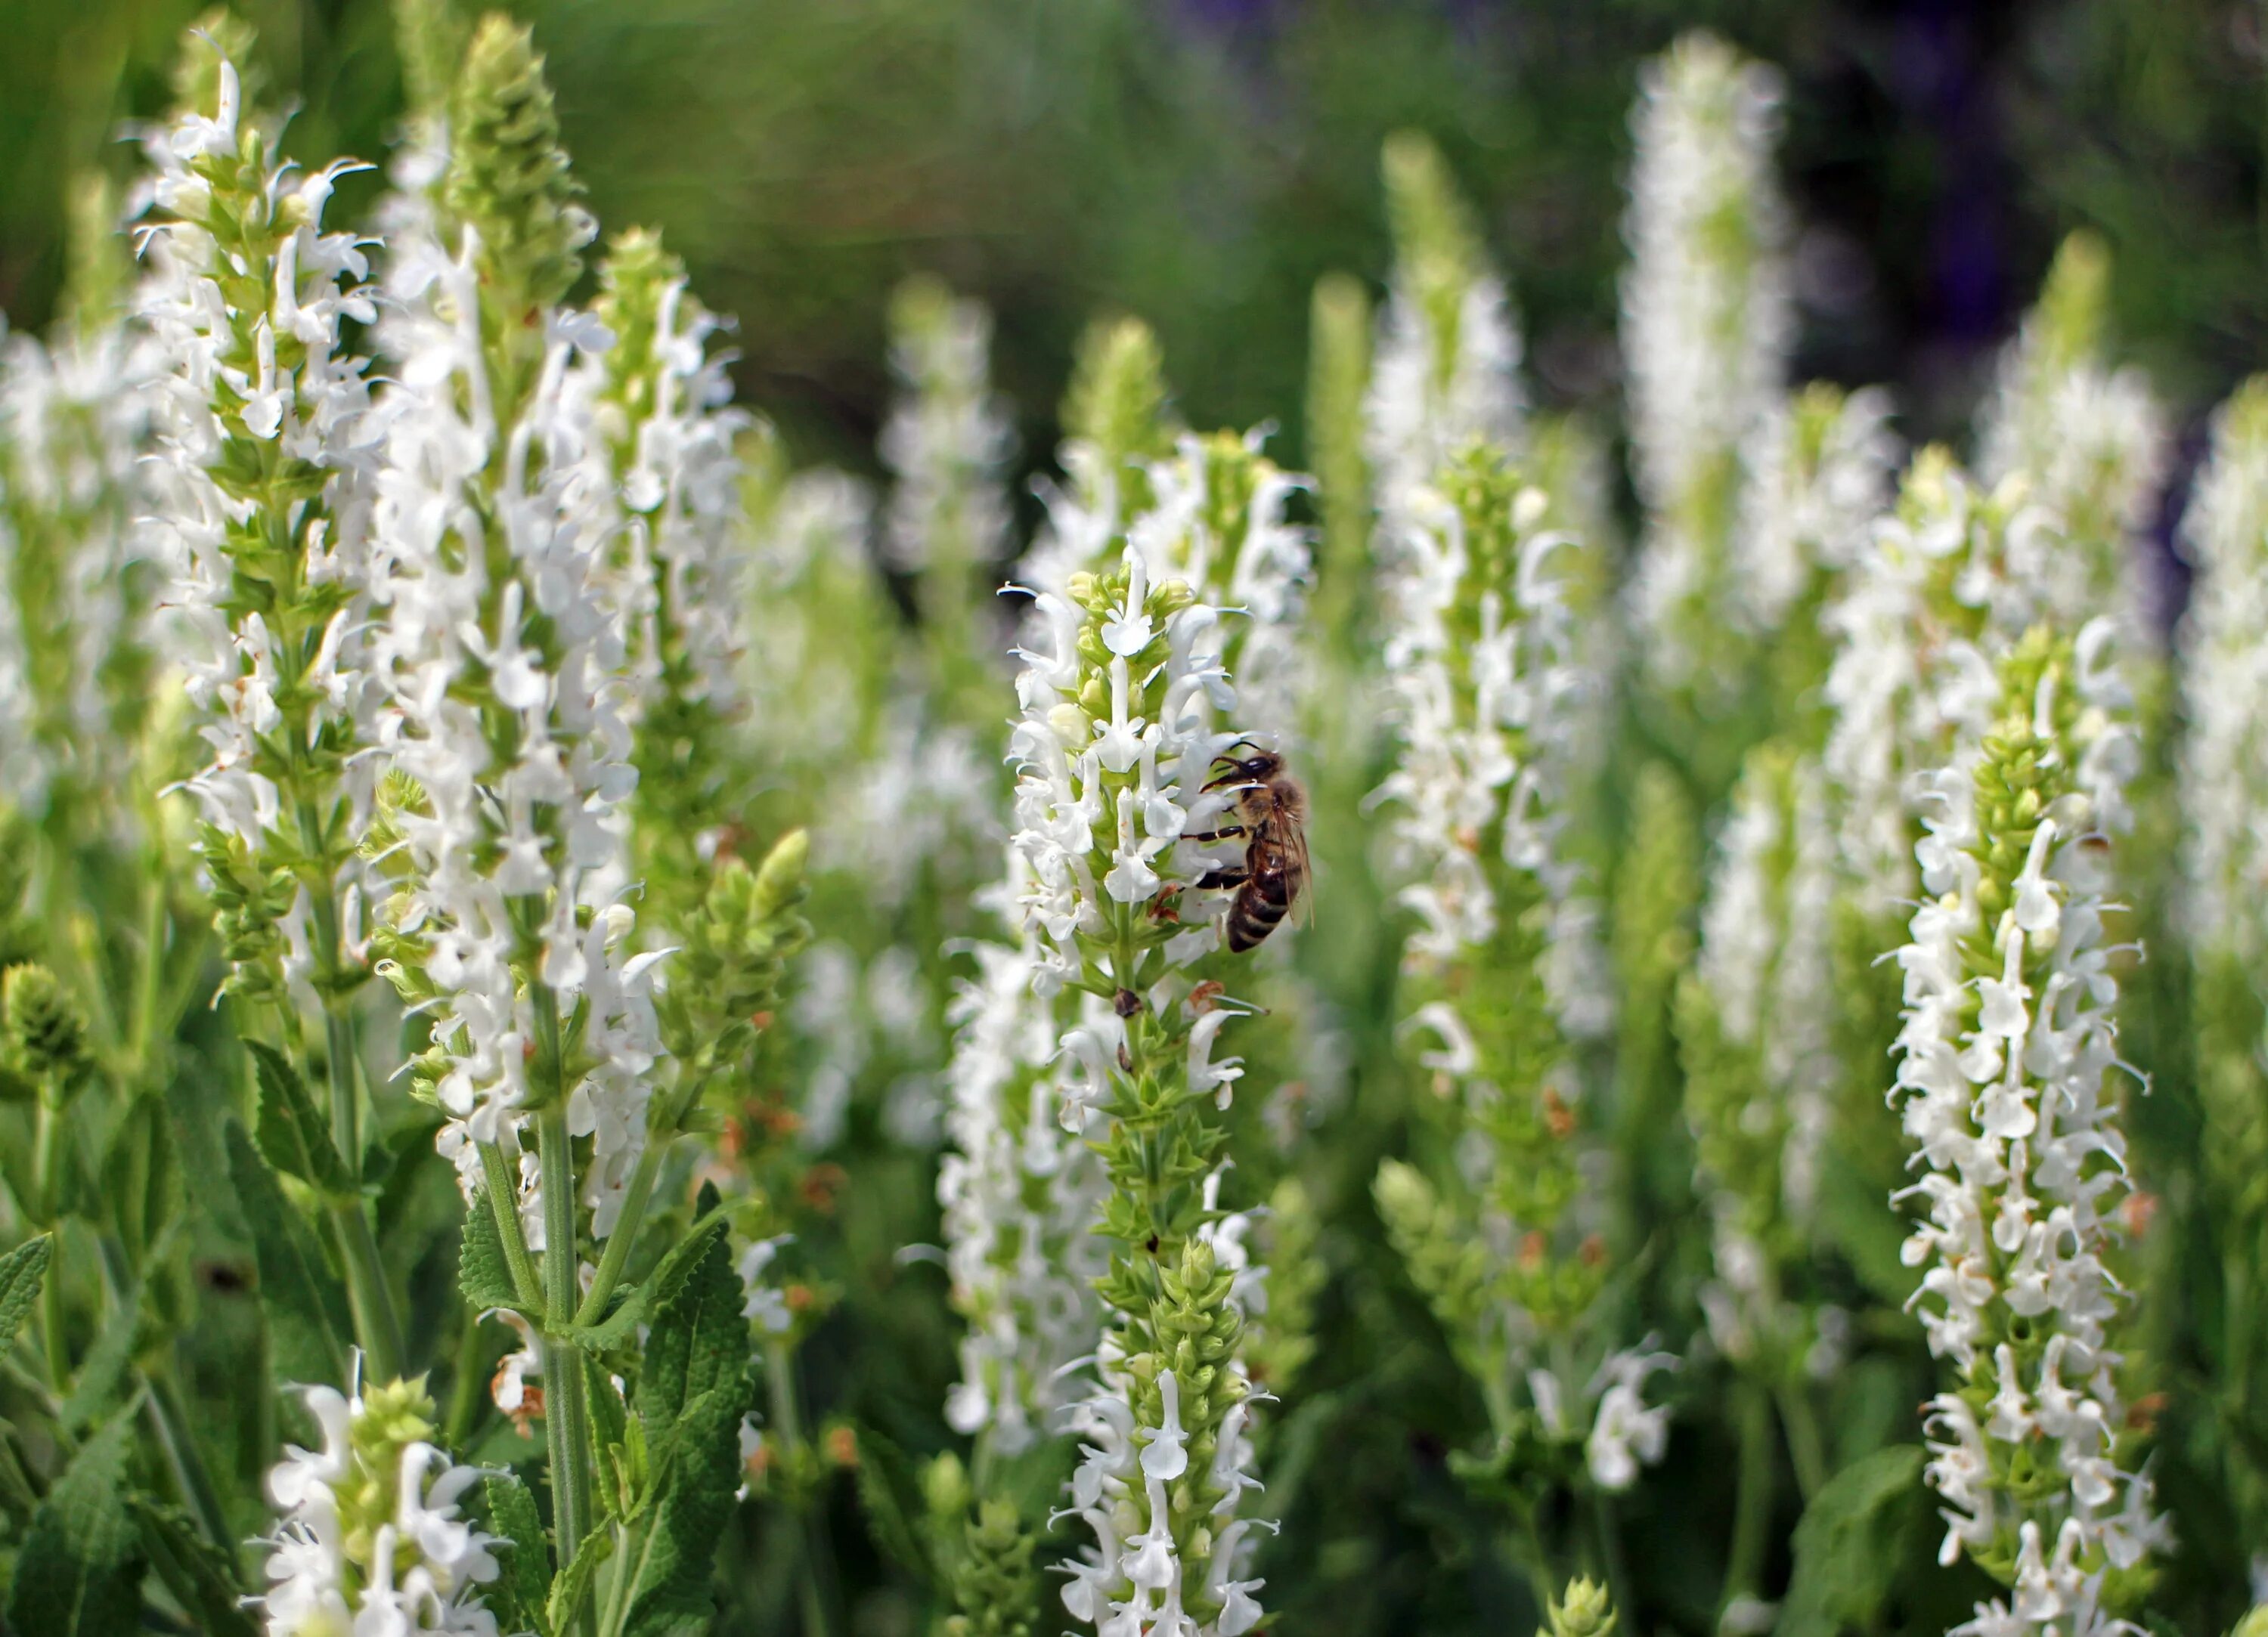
[[6, 0, 2266, 475]]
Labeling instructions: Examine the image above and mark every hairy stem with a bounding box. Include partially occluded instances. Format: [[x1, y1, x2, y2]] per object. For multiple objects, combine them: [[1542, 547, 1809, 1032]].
[[479, 1139, 546, 1314], [1724, 1376, 1776, 1614], [143, 1369, 234, 1554], [767, 1339, 841, 1637], [1775, 1378, 1828, 1502], [575, 1133, 668, 1327], [33, 1093, 68, 1388], [538, 1084, 596, 1635]]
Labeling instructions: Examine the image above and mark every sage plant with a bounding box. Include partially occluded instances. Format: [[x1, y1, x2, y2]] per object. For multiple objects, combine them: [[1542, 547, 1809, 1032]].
[[1370, 447, 1667, 1589], [1893, 627, 2164, 1635]]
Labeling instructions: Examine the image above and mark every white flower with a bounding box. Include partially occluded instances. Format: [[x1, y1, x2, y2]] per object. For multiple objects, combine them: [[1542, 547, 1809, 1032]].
[[1621, 31, 1792, 689], [1584, 1348, 1678, 1493], [880, 280, 1015, 581], [0, 312, 159, 822], [1891, 631, 2161, 1607], [2178, 380, 2268, 973], [1977, 236, 2167, 639], [258, 1382, 501, 1636]]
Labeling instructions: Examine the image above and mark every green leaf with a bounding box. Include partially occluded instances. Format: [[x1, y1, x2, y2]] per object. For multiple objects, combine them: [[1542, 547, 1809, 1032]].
[[0, 1233, 51, 1350], [480, 1471, 553, 1633], [132, 1496, 257, 1637], [565, 1212, 727, 1351], [586, 1353, 650, 1521], [460, 1192, 525, 1314], [224, 1122, 352, 1390], [6, 1412, 147, 1636], [101, 1096, 184, 1273], [848, 1422, 932, 1579], [621, 1219, 754, 1635], [545, 1526, 618, 1635], [621, 1378, 753, 1637], [635, 1212, 745, 1428], [246, 1039, 355, 1197], [1774, 1444, 1926, 1637], [60, 1280, 141, 1432]]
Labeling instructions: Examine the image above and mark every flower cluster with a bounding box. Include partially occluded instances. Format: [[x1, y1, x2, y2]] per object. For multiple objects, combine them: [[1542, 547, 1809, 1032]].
[[1892, 627, 2163, 1633], [1823, 449, 2072, 920], [0, 283, 158, 822], [136, 50, 380, 1009], [2177, 379, 2268, 976], [937, 853, 1108, 1454], [582, 227, 754, 919], [1371, 447, 1662, 1492], [1620, 30, 1791, 691], [881, 275, 1015, 590], [1678, 743, 1838, 1368], [1976, 234, 2166, 636], [1002, 548, 1271, 1635], [1732, 382, 1898, 646], [363, 17, 665, 1242], [1364, 131, 1523, 528], [259, 1377, 503, 1636]]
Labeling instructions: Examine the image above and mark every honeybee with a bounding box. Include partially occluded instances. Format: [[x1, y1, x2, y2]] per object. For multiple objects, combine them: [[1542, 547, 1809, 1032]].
[[1193, 748, 1311, 952]]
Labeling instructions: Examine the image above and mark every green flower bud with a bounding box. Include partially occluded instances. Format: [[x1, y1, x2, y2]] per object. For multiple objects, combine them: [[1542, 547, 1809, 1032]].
[[336, 1378, 439, 1575], [445, 13, 589, 311], [2031, 231, 2111, 387], [1061, 315, 1172, 510], [751, 827, 810, 923], [171, 8, 263, 119], [1544, 1576, 1617, 1637], [393, 0, 469, 124], [942, 1498, 1038, 1637], [920, 1450, 971, 1523], [3, 964, 88, 1086], [1382, 129, 1486, 396]]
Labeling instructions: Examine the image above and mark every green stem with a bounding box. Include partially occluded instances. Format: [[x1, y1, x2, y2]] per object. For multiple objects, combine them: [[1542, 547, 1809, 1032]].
[[127, 845, 169, 1088], [143, 1369, 234, 1555], [330, 1199, 404, 1386], [537, 1094, 596, 1637], [1774, 1377, 1828, 1502], [574, 1133, 668, 1328], [33, 1094, 69, 1388], [445, 1301, 491, 1453], [767, 1340, 841, 1637], [1589, 1485, 1634, 1627], [1723, 1377, 1776, 1614], [0, 1428, 41, 1517], [479, 1140, 546, 1315]]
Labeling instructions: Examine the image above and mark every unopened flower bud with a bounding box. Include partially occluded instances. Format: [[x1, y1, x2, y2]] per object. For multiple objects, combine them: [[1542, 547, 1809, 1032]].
[[3, 965, 87, 1085]]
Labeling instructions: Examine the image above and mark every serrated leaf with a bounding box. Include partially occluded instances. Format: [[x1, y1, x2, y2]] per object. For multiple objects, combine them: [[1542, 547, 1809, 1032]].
[[246, 1039, 356, 1197], [622, 1218, 753, 1635], [584, 1353, 646, 1521], [545, 1526, 617, 1634], [621, 1376, 754, 1637], [224, 1122, 352, 1390], [101, 1096, 183, 1274], [7, 1412, 146, 1635], [0, 1234, 51, 1350], [1775, 1444, 1926, 1637], [132, 1496, 256, 1637], [460, 1192, 526, 1315], [635, 1215, 745, 1430], [480, 1471, 552, 1633], [566, 1212, 727, 1352], [848, 1422, 932, 1579], [60, 1279, 141, 1431]]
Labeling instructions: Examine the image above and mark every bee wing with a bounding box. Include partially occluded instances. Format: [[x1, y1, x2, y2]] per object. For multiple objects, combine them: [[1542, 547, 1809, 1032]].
[[1287, 819, 1315, 928]]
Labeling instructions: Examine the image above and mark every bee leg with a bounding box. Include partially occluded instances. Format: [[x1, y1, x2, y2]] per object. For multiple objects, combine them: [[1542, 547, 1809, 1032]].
[[1195, 865, 1250, 890], [1183, 825, 1247, 843]]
